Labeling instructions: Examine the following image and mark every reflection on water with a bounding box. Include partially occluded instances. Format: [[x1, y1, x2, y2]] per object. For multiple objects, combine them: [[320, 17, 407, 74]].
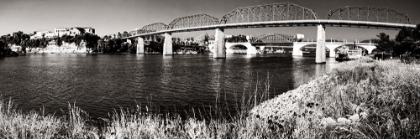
[[0, 54, 337, 118]]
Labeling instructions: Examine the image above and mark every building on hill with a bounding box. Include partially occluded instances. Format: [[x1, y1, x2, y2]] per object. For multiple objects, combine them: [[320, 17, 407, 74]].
[[83, 27, 95, 34], [54, 27, 96, 37], [30, 31, 54, 39], [29, 27, 96, 39]]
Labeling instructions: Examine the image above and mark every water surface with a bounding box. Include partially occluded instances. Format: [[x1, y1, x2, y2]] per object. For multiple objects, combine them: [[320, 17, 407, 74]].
[[0, 54, 336, 118]]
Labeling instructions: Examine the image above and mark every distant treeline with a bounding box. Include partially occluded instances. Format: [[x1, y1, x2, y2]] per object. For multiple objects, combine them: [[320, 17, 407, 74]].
[[375, 24, 420, 62], [0, 32, 140, 57]]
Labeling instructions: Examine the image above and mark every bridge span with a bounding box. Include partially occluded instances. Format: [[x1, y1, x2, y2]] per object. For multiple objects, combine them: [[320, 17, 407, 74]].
[[123, 2, 416, 63], [215, 37, 376, 57]]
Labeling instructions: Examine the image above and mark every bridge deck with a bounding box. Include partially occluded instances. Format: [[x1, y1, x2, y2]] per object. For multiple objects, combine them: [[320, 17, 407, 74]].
[[124, 20, 416, 39]]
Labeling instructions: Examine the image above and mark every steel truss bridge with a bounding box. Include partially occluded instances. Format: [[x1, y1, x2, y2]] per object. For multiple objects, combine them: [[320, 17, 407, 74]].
[[123, 2, 416, 63], [251, 33, 298, 43]]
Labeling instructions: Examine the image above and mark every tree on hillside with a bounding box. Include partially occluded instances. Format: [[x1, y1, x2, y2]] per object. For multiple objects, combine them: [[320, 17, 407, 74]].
[[98, 39, 105, 52], [56, 37, 63, 47], [129, 41, 137, 53], [34, 39, 40, 48], [394, 27, 416, 56], [107, 39, 115, 52], [376, 33, 394, 53], [41, 38, 48, 48], [83, 33, 100, 53], [4, 34, 14, 46], [13, 31, 23, 45], [61, 34, 74, 44], [74, 35, 83, 49], [0, 41, 5, 57], [114, 38, 122, 51], [123, 31, 129, 38], [413, 24, 420, 41], [117, 32, 122, 38]]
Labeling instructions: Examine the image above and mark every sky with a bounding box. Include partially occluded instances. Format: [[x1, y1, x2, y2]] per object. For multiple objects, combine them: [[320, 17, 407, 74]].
[[0, 0, 419, 41]]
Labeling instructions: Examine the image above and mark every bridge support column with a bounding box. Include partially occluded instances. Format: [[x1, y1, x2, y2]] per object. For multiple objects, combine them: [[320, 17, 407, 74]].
[[329, 49, 336, 58], [364, 46, 377, 54], [137, 37, 144, 54], [316, 25, 326, 64], [246, 46, 257, 55], [214, 28, 225, 59], [163, 33, 173, 56], [292, 42, 303, 56]]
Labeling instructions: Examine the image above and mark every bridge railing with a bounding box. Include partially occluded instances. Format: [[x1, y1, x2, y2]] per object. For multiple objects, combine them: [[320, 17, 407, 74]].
[[325, 6, 410, 24], [168, 14, 219, 30], [221, 2, 318, 24]]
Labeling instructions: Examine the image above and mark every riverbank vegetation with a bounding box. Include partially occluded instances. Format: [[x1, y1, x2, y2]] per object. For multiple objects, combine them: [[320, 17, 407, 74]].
[[251, 57, 420, 138], [1, 57, 419, 138], [0, 32, 102, 55], [375, 24, 420, 63]]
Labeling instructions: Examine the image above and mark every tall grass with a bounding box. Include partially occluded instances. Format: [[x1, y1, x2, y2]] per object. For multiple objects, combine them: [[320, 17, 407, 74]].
[[1, 57, 419, 139], [0, 99, 98, 138], [100, 73, 278, 139], [321, 59, 420, 138], [251, 57, 420, 138]]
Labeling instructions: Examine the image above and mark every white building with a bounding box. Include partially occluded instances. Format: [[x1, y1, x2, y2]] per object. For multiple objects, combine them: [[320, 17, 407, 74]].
[[30, 27, 95, 39], [30, 31, 55, 39], [54, 27, 96, 37], [296, 34, 305, 40], [83, 27, 95, 34]]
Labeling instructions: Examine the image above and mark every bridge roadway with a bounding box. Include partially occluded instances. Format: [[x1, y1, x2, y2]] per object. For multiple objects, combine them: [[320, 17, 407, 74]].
[[125, 20, 415, 38]]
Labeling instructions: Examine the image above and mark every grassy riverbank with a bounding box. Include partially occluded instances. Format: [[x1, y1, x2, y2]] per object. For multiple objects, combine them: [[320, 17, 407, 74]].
[[1, 57, 419, 138]]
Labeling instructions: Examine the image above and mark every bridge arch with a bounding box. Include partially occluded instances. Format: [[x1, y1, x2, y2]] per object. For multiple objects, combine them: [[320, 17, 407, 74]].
[[325, 7, 411, 24], [221, 2, 318, 24], [225, 42, 257, 54], [357, 45, 376, 54], [371, 48, 381, 54], [140, 22, 169, 33], [296, 44, 330, 57], [168, 14, 219, 30], [334, 44, 366, 51], [252, 33, 297, 43], [299, 44, 331, 51], [333, 44, 369, 56], [228, 44, 248, 54]]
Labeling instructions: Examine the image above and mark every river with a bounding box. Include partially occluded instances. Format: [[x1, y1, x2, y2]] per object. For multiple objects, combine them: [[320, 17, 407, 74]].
[[0, 53, 337, 118]]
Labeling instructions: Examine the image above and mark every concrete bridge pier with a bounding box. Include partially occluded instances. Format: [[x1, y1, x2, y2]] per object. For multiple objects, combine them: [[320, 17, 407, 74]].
[[153, 35, 157, 42], [137, 37, 144, 54], [316, 24, 326, 64], [292, 42, 304, 56], [163, 33, 173, 56], [363, 46, 377, 54], [329, 49, 336, 58], [214, 28, 226, 59]]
